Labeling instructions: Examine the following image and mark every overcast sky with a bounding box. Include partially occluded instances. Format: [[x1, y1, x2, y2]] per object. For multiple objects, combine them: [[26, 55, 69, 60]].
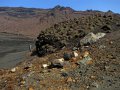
[[0, 0, 119, 13]]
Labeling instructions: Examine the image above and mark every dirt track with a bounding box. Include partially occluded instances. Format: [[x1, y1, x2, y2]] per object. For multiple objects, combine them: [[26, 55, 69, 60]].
[[0, 33, 35, 69]]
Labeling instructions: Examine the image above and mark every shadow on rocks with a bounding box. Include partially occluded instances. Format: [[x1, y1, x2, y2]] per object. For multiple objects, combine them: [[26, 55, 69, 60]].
[[30, 50, 37, 56]]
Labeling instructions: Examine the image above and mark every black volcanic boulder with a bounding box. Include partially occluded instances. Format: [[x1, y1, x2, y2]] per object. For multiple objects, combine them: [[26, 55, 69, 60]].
[[35, 34, 66, 56], [35, 30, 86, 56]]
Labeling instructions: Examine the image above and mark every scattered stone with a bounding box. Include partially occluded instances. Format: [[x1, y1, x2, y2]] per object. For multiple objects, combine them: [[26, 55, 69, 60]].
[[91, 82, 99, 88], [81, 56, 92, 65], [104, 66, 109, 71], [24, 66, 30, 70], [42, 64, 49, 69], [10, 67, 16, 73], [72, 47, 78, 51], [63, 53, 72, 60], [72, 51, 79, 58], [99, 45, 106, 49], [90, 76, 96, 79], [61, 72, 68, 77], [42, 70, 48, 73], [71, 57, 77, 62], [20, 80, 26, 86], [62, 61, 71, 67], [50, 58, 64, 68], [107, 55, 116, 59], [60, 69, 66, 72], [86, 86, 90, 89], [73, 79, 76, 82], [109, 41, 113, 44], [86, 60, 93, 65], [22, 72, 34, 79], [67, 77, 72, 82], [77, 53, 92, 65], [84, 46, 89, 48], [29, 87, 34, 90], [83, 51, 89, 57], [24, 64, 33, 70]]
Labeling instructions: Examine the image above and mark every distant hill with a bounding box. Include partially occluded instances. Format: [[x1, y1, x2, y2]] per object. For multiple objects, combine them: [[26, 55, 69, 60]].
[[0, 5, 112, 38]]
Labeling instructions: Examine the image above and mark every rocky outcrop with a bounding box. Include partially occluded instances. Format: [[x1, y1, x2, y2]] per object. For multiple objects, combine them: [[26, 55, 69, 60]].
[[35, 11, 120, 56], [80, 32, 106, 46]]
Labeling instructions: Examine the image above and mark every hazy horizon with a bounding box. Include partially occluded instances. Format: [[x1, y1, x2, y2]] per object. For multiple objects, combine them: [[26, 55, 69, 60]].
[[0, 0, 119, 13]]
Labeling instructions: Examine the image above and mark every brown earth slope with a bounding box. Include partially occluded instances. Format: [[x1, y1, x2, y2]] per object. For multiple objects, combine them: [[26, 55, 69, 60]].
[[0, 30, 119, 90], [0, 6, 111, 38], [0, 10, 120, 90]]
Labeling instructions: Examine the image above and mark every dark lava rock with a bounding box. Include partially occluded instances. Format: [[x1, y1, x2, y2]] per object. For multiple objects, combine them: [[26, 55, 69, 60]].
[[35, 11, 120, 56], [36, 34, 65, 56], [61, 72, 68, 77], [63, 53, 72, 60]]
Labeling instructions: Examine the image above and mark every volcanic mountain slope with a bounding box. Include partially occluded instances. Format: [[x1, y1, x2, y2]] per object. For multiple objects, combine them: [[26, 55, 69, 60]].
[[0, 5, 86, 37], [0, 9, 120, 90], [0, 24, 120, 90], [36, 11, 120, 56], [0, 6, 115, 37]]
